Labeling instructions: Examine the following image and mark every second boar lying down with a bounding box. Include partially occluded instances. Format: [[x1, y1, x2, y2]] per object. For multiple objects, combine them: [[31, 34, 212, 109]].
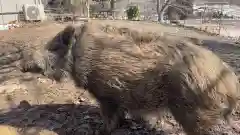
[[20, 21, 240, 135]]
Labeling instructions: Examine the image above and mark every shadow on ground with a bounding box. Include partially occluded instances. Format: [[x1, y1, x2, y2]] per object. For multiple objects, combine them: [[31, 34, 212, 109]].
[[0, 101, 161, 135], [201, 39, 240, 74], [201, 39, 240, 51]]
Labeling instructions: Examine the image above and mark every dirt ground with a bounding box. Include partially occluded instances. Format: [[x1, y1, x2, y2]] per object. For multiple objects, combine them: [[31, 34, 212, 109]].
[[0, 20, 239, 135]]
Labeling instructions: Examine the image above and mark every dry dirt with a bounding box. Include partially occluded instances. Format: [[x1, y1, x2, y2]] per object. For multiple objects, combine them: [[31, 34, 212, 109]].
[[0, 20, 239, 135]]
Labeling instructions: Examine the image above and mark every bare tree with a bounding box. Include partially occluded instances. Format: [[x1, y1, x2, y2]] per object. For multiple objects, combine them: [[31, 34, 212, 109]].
[[157, 0, 193, 23], [110, 0, 116, 17], [157, 0, 171, 22], [157, 0, 161, 22]]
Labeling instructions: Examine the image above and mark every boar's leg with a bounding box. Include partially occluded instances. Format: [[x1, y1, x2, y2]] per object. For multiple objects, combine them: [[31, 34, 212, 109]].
[[99, 98, 126, 134], [168, 97, 213, 135]]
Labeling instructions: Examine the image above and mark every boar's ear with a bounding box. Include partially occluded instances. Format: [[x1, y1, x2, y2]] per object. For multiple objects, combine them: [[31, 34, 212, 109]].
[[61, 25, 75, 46]]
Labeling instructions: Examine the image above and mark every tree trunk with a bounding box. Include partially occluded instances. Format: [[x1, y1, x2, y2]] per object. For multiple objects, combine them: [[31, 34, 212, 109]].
[[157, 0, 161, 22], [110, 0, 116, 18], [157, 0, 171, 23], [159, 0, 171, 23]]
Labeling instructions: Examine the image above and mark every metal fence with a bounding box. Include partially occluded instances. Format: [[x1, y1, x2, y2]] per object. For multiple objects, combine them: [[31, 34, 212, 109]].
[[182, 3, 240, 39], [0, 0, 91, 24], [44, 0, 89, 22], [0, 0, 239, 39]]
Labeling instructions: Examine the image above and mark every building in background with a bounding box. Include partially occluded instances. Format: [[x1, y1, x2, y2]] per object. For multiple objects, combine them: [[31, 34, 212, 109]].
[[0, 0, 43, 24]]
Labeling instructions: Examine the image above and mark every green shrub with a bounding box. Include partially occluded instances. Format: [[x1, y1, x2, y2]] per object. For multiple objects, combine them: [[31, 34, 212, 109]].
[[126, 6, 140, 20]]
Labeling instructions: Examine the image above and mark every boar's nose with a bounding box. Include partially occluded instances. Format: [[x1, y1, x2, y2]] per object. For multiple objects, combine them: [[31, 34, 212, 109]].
[[20, 64, 43, 74]]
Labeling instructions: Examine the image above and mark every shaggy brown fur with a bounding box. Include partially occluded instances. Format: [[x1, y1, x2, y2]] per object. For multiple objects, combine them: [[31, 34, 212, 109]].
[[20, 21, 240, 135], [19, 25, 75, 78]]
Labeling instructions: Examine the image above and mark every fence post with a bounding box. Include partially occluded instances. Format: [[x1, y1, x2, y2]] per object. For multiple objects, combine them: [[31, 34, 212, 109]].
[[16, 4, 18, 22], [218, 4, 223, 35], [87, 0, 89, 20], [0, 0, 4, 24]]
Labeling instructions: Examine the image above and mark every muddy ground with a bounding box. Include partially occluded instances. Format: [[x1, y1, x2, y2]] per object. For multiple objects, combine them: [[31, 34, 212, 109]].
[[0, 20, 239, 135]]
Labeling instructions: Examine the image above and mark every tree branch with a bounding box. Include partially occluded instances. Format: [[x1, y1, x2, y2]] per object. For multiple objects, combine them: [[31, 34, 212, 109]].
[[158, 0, 193, 23]]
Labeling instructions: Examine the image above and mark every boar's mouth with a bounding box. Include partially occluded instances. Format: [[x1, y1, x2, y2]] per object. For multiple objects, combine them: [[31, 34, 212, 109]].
[[20, 62, 43, 74], [19, 60, 63, 82], [20, 25, 76, 83], [23, 66, 42, 73]]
